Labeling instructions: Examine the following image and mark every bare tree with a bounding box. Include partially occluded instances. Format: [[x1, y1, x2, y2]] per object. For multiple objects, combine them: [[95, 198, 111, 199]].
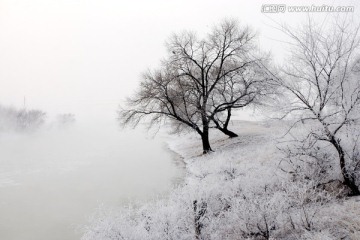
[[276, 18, 360, 194], [120, 20, 270, 153], [209, 58, 274, 137]]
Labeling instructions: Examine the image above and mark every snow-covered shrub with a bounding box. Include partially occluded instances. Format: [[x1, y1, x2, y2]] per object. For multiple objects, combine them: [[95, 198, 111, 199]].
[[83, 189, 196, 240], [278, 121, 360, 197]]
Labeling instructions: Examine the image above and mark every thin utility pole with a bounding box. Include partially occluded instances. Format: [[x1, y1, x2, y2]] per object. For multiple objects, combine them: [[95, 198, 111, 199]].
[[23, 96, 26, 110]]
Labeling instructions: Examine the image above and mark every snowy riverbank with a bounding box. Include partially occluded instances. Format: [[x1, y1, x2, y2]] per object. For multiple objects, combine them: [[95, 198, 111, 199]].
[[82, 120, 360, 240]]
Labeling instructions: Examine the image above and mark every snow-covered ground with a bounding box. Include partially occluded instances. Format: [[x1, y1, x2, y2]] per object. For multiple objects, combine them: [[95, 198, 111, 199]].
[[82, 120, 360, 240]]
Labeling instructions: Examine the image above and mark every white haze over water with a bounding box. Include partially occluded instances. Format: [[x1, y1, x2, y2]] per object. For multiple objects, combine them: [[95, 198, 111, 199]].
[[0, 122, 183, 240]]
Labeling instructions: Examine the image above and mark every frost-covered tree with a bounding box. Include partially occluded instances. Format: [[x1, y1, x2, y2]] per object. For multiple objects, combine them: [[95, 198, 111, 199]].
[[277, 18, 360, 195], [56, 113, 75, 127], [0, 104, 46, 132], [16, 109, 46, 131]]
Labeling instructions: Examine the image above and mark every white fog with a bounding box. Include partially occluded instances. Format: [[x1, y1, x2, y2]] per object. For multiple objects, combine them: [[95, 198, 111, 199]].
[[0, 121, 183, 239], [1, 0, 360, 240]]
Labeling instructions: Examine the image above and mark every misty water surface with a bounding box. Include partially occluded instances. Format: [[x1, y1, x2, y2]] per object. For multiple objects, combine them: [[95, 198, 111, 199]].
[[0, 122, 183, 240]]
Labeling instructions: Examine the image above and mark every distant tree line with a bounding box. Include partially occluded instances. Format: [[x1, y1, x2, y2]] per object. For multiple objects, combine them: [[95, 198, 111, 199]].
[[0, 105, 46, 132], [0, 104, 76, 132]]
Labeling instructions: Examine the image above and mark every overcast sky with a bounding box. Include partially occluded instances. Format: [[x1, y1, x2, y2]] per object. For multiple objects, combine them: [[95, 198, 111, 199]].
[[0, 0, 358, 122]]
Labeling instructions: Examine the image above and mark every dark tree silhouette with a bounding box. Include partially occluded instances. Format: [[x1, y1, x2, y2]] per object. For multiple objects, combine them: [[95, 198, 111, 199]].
[[119, 20, 271, 153]]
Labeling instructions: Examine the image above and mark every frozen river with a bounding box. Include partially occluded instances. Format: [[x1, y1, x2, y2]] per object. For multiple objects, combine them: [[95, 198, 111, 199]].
[[0, 122, 183, 240]]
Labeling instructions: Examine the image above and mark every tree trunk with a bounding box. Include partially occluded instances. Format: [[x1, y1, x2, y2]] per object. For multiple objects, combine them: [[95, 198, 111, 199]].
[[222, 108, 238, 137], [200, 102, 213, 154], [193, 200, 207, 240], [330, 136, 360, 196], [201, 127, 212, 154], [212, 109, 238, 138], [217, 127, 238, 138]]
